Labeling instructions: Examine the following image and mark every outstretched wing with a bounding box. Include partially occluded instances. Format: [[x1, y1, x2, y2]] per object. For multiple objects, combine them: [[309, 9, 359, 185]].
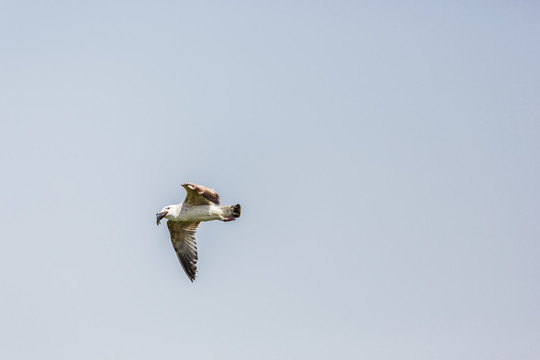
[[182, 183, 221, 206], [167, 221, 200, 282]]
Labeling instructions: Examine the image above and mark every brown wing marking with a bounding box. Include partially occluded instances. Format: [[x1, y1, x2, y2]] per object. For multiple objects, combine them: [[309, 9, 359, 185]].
[[167, 221, 200, 282], [181, 183, 221, 205]]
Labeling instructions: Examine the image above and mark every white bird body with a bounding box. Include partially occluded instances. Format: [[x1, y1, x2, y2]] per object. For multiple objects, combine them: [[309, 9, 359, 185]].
[[165, 203, 225, 222]]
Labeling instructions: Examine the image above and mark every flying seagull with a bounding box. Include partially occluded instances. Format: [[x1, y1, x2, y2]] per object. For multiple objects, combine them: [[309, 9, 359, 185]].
[[156, 183, 241, 282]]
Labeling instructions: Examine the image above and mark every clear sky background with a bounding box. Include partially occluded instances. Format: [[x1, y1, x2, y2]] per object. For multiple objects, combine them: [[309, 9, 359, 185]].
[[1, 1, 539, 359]]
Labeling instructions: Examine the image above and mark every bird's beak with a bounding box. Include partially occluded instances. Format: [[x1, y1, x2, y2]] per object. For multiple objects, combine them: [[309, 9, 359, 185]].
[[156, 211, 168, 225]]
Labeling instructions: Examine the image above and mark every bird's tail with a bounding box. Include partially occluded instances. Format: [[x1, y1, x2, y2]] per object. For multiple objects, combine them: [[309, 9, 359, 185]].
[[220, 204, 241, 220]]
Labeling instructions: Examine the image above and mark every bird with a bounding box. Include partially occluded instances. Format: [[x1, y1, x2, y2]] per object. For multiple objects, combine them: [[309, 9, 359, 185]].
[[156, 183, 241, 282]]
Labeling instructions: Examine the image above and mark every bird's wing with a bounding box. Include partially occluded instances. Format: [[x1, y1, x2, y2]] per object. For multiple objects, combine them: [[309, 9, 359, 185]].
[[167, 221, 200, 282], [181, 183, 221, 206]]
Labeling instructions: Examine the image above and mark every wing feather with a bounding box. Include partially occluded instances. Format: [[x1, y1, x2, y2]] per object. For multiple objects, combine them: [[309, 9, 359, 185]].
[[167, 221, 200, 282], [182, 183, 221, 205]]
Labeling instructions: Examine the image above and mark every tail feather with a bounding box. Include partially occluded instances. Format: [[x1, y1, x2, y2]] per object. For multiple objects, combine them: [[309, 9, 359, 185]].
[[231, 204, 241, 218], [220, 204, 241, 220]]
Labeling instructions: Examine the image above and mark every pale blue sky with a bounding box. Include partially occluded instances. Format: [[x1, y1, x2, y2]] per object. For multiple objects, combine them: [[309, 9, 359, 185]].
[[1, 1, 539, 359]]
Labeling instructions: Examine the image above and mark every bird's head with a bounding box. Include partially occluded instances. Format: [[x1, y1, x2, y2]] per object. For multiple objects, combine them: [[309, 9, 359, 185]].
[[156, 205, 173, 225]]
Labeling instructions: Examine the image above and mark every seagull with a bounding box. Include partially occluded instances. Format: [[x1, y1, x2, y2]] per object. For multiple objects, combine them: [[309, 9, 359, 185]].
[[156, 183, 241, 282]]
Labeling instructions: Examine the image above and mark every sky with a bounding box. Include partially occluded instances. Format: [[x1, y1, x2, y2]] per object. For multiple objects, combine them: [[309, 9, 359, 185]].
[[0, 1, 539, 359]]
